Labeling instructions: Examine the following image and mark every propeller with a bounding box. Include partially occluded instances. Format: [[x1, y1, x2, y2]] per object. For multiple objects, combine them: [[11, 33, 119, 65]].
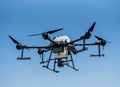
[[82, 22, 96, 39], [29, 28, 63, 36], [95, 35, 111, 50], [9, 36, 23, 50], [95, 35, 111, 43], [88, 22, 96, 33], [9, 36, 21, 45]]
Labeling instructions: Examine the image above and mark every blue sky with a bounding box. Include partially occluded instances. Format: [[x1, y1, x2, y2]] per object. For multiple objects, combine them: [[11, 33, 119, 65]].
[[0, 0, 120, 87]]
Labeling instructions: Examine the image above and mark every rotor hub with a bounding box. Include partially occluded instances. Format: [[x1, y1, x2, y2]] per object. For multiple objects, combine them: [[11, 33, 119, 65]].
[[42, 33, 49, 40], [16, 44, 22, 50], [101, 41, 106, 46]]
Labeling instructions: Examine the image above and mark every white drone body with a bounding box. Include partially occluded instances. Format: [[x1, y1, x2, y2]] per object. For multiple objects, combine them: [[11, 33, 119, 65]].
[[53, 36, 71, 59]]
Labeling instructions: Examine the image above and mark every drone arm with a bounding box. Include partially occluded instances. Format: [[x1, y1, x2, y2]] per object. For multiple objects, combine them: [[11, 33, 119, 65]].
[[12, 44, 51, 60], [75, 42, 98, 46], [73, 43, 96, 54], [47, 37, 56, 44], [75, 42, 105, 57], [66, 33, 92, 45], [64, 37, 83, 46], [18, 45, 51, 49]]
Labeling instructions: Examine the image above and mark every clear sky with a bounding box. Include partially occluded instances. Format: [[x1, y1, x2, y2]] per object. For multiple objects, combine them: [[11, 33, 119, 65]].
[[0, 0, 120, 87]]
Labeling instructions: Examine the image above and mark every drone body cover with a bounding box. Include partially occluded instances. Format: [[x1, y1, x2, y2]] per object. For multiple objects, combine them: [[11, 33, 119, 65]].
[[52, 36, 71, 58]]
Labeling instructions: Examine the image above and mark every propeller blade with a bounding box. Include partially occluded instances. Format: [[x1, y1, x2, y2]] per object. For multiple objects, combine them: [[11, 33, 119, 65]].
[[95, 35, 104, 41], [81, 22, 96, 39], [28, 28, 63, 36], [9, 36, 20, 44], [88, 22, 96, 33], [46, 28, 63, 34], [28, 33, 42, 36], [95, 35, 111, 43]]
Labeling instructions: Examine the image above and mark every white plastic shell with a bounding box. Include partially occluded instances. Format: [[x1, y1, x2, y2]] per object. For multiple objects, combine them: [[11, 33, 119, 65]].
[[55, 47, 68, 59], [53, 36, 70, 59]]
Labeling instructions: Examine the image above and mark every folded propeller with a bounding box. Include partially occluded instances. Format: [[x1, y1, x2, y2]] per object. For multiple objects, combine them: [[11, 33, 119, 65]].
[[95, 35, 111, 50], [28, 28, 63, 36]]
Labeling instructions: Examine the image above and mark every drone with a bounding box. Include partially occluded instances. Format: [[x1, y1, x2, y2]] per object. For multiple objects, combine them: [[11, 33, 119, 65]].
[[9, 22, 111, 73]]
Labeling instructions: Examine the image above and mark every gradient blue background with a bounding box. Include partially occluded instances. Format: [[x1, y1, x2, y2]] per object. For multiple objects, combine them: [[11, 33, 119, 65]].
[[0, 0, 120, 87]]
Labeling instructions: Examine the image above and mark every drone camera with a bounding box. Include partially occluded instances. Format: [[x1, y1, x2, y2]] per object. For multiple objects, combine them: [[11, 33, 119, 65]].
[[58, 59, 64, 67]]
